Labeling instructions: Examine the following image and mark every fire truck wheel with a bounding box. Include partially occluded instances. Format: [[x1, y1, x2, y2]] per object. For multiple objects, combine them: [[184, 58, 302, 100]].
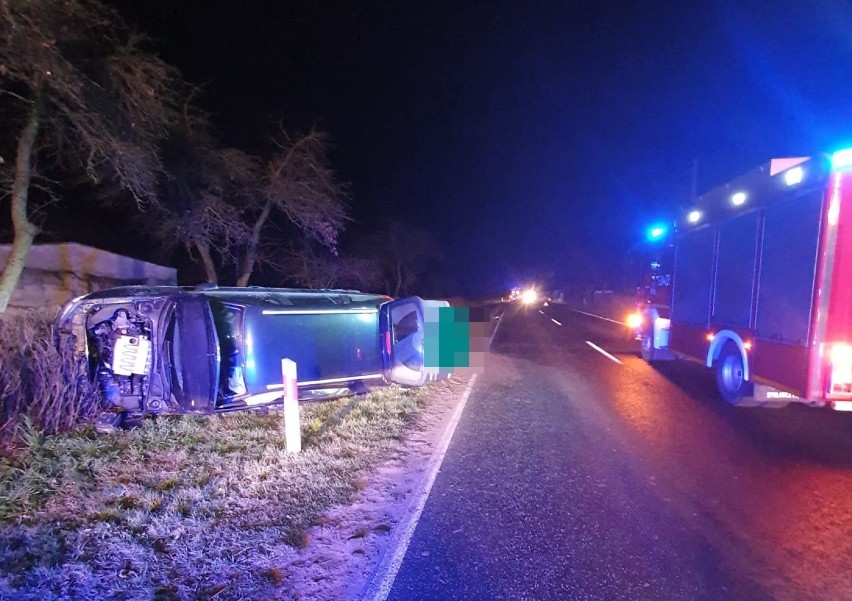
[[640, 333, 658, 362], [716, 342, 755, 406]]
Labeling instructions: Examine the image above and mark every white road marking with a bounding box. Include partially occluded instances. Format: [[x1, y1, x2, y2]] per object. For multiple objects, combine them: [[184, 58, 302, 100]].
[[551, 318, 562, 326], [361, 374, 479, 601], [569, 307, 627, 326], [490, 310, 505, 344], [538, 310, 544, 314], [585, 340, 623, 364]]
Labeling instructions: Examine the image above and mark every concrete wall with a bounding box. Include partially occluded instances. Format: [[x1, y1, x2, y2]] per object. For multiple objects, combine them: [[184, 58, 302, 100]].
[[0, 243, 176, 312]]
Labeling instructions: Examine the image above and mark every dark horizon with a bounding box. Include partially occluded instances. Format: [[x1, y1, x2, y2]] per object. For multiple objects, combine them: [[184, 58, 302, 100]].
[[12, 0, 852, 297]]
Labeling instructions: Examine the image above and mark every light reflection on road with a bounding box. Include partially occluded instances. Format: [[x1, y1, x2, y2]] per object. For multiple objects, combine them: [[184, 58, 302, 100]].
[[493, 305, 852, 598], [599, 349, 852, 600]]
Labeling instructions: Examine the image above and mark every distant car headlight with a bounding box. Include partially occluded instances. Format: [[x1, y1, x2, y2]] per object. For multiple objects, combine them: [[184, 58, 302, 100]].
[[521, 289, 538, 305]]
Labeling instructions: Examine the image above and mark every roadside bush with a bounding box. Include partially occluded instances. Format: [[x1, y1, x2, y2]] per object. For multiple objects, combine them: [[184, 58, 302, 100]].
[[0, 312, 96, 445]]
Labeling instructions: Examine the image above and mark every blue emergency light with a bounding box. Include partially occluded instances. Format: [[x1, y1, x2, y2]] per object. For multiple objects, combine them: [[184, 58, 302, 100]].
[[647, 224, 668, 241]]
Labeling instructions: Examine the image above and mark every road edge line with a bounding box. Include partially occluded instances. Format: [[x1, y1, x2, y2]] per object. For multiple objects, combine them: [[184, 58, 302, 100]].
[[568, 307, 627, 325], [359, 373, 479, 601]]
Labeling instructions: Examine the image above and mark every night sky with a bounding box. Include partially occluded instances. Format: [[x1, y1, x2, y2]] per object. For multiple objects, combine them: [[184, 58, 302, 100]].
[[102, 0, 852, 295]]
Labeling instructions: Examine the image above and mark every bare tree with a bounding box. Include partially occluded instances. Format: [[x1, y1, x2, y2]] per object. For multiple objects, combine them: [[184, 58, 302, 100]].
[[149, 123, 349, 287], [235, 129, 349, 286], [148, 103, 258, 284], [0, 0, 181, 312], [364, 219, 443, 296], [283, 241, 381, 290]]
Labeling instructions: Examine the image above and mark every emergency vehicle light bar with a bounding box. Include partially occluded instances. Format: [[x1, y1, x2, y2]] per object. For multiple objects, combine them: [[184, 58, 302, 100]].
[[681, 157, 815, 227], [784, 166, 804, 186], [831, 148, 852, 171]]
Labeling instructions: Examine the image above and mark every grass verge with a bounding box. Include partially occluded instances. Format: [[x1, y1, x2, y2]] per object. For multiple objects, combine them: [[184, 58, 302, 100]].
[[0, 384, 429, 600]]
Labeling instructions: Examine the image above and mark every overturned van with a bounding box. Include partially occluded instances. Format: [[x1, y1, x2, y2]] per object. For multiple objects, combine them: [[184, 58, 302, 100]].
[[55, 286, 430, 426]]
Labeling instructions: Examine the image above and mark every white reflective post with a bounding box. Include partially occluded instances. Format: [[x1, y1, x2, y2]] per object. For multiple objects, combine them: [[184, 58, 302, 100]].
[[282, 358, 301, 453]]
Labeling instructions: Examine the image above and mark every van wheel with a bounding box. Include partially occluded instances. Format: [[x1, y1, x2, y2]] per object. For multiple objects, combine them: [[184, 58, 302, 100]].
[[716, 342, 755, 406]]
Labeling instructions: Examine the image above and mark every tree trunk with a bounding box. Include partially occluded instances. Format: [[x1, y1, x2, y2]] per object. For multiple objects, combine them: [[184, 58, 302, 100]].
[[236, 200, 272, 287], [195, 240, 218, 285], [0, 103, 41, 313]]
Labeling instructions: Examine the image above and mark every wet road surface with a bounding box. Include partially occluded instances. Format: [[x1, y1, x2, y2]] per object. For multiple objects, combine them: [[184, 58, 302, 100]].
[[385, 303, 852, 600]]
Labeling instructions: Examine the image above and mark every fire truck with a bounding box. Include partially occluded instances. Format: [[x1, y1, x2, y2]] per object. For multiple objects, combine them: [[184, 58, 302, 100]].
[[635, 150, 852, 409]]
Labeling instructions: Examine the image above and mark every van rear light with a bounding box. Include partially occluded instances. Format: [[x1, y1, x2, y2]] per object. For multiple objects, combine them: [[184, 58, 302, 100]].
[[829, 343, 852, 395]]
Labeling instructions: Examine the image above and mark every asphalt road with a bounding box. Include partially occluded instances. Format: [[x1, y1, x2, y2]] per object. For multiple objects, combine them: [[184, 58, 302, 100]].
[[384, 302, 852, 601]]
